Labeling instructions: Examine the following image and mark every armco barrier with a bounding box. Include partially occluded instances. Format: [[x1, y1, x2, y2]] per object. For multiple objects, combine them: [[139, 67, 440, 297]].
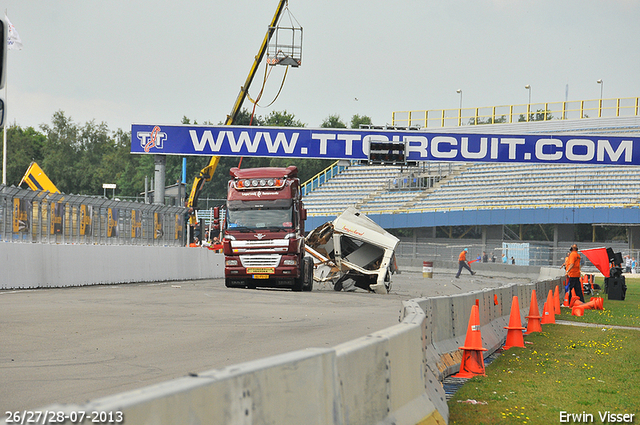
[[25, 278, 561, 425], [0, 244, 224, 289]]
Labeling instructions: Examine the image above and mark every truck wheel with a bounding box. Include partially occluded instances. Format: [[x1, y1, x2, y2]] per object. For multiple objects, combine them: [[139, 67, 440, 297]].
[[302, 257, 313, 292]]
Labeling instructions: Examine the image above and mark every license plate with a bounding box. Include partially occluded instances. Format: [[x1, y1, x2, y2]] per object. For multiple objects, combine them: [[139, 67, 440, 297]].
[[252, 274, 270, 279], [247, 267, 275, 274]]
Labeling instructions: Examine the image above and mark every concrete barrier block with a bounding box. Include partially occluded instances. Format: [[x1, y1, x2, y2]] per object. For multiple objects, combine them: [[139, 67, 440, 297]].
[[416, 297, 434, 346], [0, 244, 224, 289], [450, 293, 475, 339], [429, 296, 454, 344], [539, 266, 564, 282], [40, 348, 340, 425], [477, 289, 492, 324], [423, 362, 448, 423], [335, 318, 435, 425], [480, 321, 503, 354]]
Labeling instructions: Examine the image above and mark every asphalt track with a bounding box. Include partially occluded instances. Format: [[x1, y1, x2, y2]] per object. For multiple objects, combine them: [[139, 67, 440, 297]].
[[1, 268, 533, 413]]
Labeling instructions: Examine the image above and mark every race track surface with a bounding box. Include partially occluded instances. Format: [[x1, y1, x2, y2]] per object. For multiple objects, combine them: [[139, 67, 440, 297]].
[[1, 269, 530, 412]]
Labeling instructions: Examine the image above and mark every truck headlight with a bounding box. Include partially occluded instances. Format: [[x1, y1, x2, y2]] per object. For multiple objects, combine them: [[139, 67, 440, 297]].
[[283, 259, 297, 266], [225, 259, 239, 266]]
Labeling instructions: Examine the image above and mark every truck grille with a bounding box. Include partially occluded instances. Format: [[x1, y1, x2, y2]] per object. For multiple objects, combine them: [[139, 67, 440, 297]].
[[240, 254, 281, 267]]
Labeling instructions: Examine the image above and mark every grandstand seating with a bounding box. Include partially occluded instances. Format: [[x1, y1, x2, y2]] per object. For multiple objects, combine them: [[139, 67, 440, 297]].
[[302, 162, 640, 216]]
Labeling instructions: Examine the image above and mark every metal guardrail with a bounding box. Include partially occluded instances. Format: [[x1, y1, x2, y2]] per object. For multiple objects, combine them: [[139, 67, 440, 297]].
[[392, 97, 640, 128], [0, 185, 187, 246], [301, 160, 349, 196]]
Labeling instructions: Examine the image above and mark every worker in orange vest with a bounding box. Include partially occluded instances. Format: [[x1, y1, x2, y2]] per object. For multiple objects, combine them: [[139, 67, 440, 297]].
[[565, 244, 584, 302], [455, 248, 476, 278]]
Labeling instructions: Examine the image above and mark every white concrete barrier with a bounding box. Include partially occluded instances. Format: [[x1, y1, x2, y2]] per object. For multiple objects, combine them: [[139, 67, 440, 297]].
[[0, 244, 223, 289]]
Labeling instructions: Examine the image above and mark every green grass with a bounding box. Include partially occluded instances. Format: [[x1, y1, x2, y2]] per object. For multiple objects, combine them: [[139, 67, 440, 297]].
[[449, 278, 640, 424]]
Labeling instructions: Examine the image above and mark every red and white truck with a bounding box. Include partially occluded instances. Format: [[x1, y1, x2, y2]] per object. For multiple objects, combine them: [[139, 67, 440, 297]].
[[220, 166, 313, 291]]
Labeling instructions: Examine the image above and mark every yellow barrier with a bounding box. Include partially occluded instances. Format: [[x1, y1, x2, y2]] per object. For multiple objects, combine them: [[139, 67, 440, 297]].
[[392, 97, 640, 128]]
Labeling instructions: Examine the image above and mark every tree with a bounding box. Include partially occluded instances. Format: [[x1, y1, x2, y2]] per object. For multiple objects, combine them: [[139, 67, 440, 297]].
[[350, 114, 372, 129], [39, 111, 81, 193], [264, 110, 305, 127], [1, 124, 46, 186], [320, 114, 347, 128]]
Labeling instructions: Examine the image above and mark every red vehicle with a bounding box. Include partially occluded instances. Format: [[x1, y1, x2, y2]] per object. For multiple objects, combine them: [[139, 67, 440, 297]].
[[220, 166, 313, 291]]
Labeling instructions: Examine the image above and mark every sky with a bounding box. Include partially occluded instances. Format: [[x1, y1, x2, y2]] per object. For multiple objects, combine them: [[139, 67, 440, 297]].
[[2, 0, 640, 133]]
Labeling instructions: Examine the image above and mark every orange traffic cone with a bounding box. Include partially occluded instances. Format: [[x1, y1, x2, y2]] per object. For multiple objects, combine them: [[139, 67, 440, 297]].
[[563, 290, 570, 307], [544, 290, 556, 324], [594, 297, 604, 310], [569, 288, 581, 307], [504, 296, 526, 349], [541, 290, 556, 325], [572, 297, 604, 315], [553, 286, 561, 315], [541, 300, 552, 324], [494, 294, 499, 306], [525, 290, 542, 334], [453, 304, 487, 378]]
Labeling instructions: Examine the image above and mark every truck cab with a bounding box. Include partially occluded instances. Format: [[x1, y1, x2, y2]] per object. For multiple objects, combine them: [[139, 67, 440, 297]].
[[222, 166, 313, 291]]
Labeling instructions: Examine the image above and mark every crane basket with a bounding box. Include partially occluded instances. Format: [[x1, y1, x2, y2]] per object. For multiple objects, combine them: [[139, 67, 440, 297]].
[[266, 6, 302, 67]]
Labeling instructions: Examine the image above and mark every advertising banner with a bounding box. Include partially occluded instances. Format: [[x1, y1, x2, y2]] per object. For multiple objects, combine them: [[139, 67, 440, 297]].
[[174, 213, 182, 240], [131, 209, 142, 238], [80, 204, 92, 236], [49, 202, 64, 235], [107, 208, 119, 238], [131, 124, 640, 166]]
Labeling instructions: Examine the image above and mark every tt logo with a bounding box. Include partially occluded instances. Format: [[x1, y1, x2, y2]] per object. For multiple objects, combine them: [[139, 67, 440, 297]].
[[137, 127, 167, 152]]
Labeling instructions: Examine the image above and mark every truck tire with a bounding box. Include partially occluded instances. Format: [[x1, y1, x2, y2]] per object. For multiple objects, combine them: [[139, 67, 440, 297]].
[[302, 257, 313, 292]]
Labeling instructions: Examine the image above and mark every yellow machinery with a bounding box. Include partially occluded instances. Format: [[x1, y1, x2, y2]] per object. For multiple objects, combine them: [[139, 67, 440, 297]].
[[186, 0, 301, 231], [19, 161, 60, 193]]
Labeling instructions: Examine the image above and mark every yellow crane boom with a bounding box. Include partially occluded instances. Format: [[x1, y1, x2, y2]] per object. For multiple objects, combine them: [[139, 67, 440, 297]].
[[186, 0, 289, 226], [19, 162, 60, 193]]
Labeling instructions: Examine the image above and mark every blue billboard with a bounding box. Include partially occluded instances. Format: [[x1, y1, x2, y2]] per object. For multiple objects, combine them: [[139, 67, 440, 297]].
[[131, 124, 640, 165]]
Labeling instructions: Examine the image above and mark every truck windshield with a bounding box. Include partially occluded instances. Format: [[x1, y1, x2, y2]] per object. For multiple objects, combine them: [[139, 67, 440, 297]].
[[227, 206, 294, 230]]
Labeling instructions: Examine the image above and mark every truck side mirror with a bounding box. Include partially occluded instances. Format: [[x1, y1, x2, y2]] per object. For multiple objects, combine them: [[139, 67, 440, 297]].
[[213, 206, 219, 219], [301, 208, 307, 221]]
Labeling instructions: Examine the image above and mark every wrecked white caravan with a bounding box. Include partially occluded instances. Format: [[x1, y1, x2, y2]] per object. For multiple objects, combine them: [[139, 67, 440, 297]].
[[305, 207, 399, 294]]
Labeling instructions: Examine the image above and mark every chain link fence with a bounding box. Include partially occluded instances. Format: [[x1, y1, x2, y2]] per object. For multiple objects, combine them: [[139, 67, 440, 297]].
[[395, 240, 632, 269], [1, 185, 187, 246]]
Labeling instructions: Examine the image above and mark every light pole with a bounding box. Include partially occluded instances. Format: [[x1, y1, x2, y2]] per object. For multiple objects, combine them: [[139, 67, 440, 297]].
[[456, 89, 463, 126], [525, 85, 531, 121], [597, 79, 603, 117]]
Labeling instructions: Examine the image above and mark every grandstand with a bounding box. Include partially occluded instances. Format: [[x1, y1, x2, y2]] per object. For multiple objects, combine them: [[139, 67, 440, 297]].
[[303, 162, 640, 215], [302, 115, 640, 225], [302, 162, 466, 215]]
